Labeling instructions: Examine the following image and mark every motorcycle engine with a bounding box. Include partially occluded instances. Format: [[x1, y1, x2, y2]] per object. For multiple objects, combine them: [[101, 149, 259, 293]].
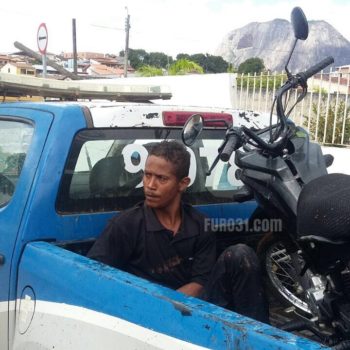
[[305, 274, 327, 319]]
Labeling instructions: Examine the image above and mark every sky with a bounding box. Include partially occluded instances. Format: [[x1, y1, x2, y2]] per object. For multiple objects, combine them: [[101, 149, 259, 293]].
[[0, 0, 349, 59]]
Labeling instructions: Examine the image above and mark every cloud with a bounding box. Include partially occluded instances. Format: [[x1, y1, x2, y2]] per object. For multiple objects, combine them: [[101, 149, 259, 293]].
[[0, 0, 349, 58]]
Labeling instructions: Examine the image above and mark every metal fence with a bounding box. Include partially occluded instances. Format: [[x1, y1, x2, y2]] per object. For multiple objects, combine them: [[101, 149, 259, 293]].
[[237, 70, 350, 146]]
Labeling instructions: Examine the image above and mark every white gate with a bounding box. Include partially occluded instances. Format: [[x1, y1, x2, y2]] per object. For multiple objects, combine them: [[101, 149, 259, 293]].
[[237, 70, 350, 146]]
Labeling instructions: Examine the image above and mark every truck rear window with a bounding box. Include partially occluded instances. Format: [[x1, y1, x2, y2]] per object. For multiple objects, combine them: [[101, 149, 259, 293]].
[[56, 128, 244, 213], [0, 119, 33, 207]]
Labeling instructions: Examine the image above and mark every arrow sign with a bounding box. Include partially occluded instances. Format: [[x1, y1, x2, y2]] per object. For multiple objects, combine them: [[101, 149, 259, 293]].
[[37, 23, 48, 54]]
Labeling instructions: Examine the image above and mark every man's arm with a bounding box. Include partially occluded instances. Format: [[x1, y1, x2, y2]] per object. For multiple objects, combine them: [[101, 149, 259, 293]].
[[177, 282, 204, 297]]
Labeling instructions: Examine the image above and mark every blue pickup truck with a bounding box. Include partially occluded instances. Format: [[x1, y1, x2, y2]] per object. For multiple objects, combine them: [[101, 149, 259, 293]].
[[0, 98, 328, 349]]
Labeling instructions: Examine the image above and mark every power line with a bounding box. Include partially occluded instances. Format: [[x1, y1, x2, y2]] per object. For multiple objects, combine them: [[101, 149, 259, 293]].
[[90, 24, 124, 31]]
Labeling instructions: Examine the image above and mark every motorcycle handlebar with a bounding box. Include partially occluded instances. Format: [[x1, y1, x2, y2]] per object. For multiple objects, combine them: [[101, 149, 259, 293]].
[[220, 133, 241, 162], [297, 56, 334, 82], [216, 57, 334, 156], [242, 56, 334, 154]]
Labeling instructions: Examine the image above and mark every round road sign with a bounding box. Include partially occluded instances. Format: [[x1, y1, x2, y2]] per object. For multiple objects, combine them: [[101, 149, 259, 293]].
[[37, 23, 48, 54]]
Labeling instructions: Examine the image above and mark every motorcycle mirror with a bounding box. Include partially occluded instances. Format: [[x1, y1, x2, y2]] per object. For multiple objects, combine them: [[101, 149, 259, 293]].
[[291, 7, 309, 40], [285, 7, 309, 77], [182, 114, 203, 146]]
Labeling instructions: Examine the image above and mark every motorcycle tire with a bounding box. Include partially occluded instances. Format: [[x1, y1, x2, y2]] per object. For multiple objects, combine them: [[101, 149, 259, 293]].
[[257, 232, 312, 316]]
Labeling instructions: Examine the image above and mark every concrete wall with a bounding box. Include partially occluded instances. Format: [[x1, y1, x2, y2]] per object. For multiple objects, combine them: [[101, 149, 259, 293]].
[[131, 73, 238, 108], [322, 146, 350, 174], [90, 73, 238, 109]]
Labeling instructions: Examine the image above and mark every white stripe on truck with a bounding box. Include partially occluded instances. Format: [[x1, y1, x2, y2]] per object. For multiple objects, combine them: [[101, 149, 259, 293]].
[[13, 300, 209, 350]]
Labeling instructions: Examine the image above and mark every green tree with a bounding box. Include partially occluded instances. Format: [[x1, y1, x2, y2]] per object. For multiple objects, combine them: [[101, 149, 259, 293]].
[[168, 59, 204, 75], [120, 48, 229, 73], [176, 53, 229, 73], [186, 54, 229, 73], [201, 54, 227, 73], [238, 57, 265, 74], [148, 52, 173, 68], [137, 65, 164, 77], [190, 54, 207, 69], [176, 53, 190, 61], [304, 95, 350, 145], [120, 49, 149, 69], [227, 63, 237, 73]]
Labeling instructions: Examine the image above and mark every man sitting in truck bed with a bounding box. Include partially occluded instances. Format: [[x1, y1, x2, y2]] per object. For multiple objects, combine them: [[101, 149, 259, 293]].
[[88, 140, 269, 323]]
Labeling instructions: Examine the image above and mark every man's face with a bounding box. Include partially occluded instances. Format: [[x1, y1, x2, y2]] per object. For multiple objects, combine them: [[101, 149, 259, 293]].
[[143, 155, 189, 209]]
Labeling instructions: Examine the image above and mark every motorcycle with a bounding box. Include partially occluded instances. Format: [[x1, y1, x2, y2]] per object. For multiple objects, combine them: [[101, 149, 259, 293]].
[[181, 7, 350, 348]]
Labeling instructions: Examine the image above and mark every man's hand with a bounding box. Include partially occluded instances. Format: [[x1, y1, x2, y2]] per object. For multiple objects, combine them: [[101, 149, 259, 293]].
[[177, 282, 203, 297]]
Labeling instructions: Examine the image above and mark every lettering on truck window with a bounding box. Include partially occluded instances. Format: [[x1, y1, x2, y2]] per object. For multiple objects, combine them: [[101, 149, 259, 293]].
[[56, 128, 243, 214]]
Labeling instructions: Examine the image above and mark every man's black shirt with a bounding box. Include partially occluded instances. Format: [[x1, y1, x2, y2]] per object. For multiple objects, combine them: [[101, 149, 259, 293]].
[[87, 202, 216, 290]]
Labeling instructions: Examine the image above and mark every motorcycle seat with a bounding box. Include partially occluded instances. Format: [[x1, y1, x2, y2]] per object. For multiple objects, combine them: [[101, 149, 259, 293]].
[[299, 235, 350, 245], [297, 173, 350, 242]]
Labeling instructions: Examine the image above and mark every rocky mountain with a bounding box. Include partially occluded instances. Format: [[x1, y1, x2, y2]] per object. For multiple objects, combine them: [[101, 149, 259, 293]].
[[216, 19, 350, 72]]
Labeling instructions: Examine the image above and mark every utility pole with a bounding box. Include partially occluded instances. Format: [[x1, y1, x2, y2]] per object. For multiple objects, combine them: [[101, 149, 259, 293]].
[[124, 8, 130, 78], [72, 18, 78, 75]]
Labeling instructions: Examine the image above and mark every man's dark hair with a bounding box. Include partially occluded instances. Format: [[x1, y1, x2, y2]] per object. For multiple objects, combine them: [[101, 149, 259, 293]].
[[149, 140, 190, 180]]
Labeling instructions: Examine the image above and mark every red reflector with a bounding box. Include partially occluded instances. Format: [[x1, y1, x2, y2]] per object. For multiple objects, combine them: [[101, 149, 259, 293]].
[[162, 111, 233, 127]]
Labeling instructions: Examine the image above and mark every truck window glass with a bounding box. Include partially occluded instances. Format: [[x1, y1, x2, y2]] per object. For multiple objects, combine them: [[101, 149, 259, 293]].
[[56, 128, 244, 214], [0, 119, 34, 207]]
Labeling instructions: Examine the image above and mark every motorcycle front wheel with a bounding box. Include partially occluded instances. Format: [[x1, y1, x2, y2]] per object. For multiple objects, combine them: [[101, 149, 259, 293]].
[[257, 233, 312, 316]]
